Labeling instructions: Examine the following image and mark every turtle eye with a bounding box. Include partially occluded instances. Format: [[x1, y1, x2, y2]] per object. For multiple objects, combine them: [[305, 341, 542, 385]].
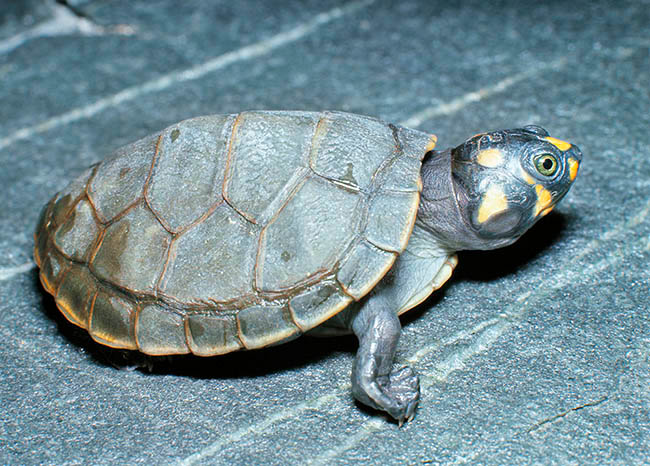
[[534, 154, 559, 177]]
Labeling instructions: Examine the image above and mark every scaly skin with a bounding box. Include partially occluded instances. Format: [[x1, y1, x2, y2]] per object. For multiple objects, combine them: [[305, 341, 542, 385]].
[[348, 126, 582, 423]]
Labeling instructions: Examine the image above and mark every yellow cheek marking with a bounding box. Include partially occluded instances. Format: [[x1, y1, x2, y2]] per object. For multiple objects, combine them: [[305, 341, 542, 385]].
[[476, 148, 504, 167], [521, 169, 536, 185], [425, 134, 437, 152], [568, 157, 579, 181], [540, 205, 555, 217], [534, 184, 553, 216], [544, 136, 572, 151], [477, 184, 508, 223]]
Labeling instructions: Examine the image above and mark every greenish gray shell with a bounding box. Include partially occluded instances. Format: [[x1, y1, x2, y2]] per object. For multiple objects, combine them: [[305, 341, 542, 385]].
[[34, 111, 435, 356]]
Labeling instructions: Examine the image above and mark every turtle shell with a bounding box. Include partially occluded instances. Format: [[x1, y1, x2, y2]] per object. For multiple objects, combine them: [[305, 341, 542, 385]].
[[34, 111, 436, 356]]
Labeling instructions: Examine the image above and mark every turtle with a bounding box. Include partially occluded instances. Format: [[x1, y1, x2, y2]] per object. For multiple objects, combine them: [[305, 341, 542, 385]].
[[34, 110, 582, 424]]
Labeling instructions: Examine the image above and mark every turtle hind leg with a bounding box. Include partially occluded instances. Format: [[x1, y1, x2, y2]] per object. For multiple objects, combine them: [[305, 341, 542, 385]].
[[349, 296, 420, 425]]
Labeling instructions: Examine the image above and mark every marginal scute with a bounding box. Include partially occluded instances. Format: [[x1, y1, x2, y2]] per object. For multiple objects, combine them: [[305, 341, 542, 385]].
[[160, 203, 259, 304], [288, 281, 352, 331], [89, 289, 137, 350], [54, 198, 100, 262], [34, 199, 55, 266], [365, 191, 419, 253], [237, 304, 299, 349], [337, 240, 396, 300], [39, 247, 69, 294], [224, 111, 317, 224], [310, 113, 396, 190], [397, 126, 437, 160], [146, 115, 233, 232], [372, 155, 422, 193], [88, 134, 158, 222], [256, 177, 360, 292], [51, 166, 95, 227], [56, 264, 96, 329], [136, 304, 189, 355], [91, 202, 171, 294], [186, 314, 242, 356]]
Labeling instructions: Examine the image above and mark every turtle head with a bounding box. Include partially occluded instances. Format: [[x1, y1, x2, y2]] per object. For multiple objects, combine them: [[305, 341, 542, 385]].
[[446, 125, 582, 249]]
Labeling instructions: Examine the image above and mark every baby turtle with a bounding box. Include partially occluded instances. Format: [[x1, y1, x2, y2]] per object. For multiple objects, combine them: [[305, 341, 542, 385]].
[[34, 111, 582, 424]]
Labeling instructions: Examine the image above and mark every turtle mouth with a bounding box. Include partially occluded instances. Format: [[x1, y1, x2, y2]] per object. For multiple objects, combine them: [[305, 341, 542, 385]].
[[533, 184, 556, 218]]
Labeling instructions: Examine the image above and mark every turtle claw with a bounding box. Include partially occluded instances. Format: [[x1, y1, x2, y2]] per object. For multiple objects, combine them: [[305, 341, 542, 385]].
[[354, 365, 420, 425], [399, 400, 417, 428], [378, 366, 420, 425]]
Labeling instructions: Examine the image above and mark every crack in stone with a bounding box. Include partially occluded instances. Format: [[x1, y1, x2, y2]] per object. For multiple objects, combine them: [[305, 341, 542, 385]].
[[54, 0, 94, 22], [523, 396, 609, 434], [0, 0, 135, 55]]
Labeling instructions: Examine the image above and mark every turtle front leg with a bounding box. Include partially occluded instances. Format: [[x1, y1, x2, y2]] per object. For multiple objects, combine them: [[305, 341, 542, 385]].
[[349, 296, 420, 425]]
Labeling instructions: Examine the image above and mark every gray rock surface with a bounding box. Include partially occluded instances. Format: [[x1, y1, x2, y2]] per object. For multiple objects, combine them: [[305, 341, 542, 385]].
[[1, 0, 648, 464]]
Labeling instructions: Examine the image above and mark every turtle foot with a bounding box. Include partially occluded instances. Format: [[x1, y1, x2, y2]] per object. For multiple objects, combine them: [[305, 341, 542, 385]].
[[377, 366, 420, 425], [352, 364, 420, 425]]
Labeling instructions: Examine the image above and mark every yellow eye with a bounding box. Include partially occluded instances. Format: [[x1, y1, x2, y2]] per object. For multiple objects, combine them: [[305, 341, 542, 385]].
[[534, 154, 559, 176]]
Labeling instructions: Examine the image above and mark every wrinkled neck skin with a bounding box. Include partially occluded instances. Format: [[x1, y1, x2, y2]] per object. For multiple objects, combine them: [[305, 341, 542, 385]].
[[417, 149, 517, 251]]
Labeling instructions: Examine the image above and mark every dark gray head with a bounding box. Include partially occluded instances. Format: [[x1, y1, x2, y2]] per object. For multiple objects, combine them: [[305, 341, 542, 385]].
[[418, 125, 582, 251]]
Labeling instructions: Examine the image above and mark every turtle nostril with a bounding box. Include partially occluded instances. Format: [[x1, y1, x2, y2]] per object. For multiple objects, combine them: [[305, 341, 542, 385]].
[[571, 145, 583, 162]]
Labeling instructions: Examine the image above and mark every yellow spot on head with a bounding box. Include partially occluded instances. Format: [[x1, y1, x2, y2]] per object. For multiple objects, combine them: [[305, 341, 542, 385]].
[[544, 136, 572, 151], [425, 134, 437, 152], [476, 148, 504, 168], [540, 205, 554, 217], [521, 168, 536, 186], [477, 184, 508, 223], [568, 157, 580, 181], [534, 184, 553, 217]]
